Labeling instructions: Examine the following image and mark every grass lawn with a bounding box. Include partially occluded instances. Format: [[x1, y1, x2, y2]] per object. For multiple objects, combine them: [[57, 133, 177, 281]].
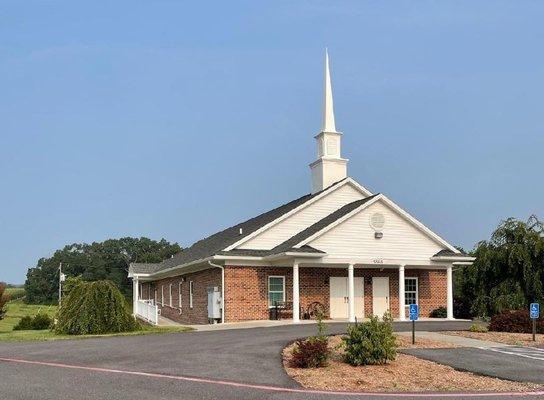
[[0, 299, 192, 342]]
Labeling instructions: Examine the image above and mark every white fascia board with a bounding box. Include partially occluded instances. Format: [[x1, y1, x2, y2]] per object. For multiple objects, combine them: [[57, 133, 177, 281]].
[[432, 256, 476, 262], [223, 178, 372, 252], [295, 194, 383, 247], [263, 252, 325, 261], [378, 195, 458, 253]]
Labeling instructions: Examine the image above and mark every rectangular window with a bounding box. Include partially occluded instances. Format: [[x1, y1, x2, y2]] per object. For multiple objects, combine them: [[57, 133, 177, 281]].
[[138, 283, 143, 299], [404, 277, 418, 306], [268, 276, 285, 307], [161, 285, 164, 306], [169, 284, 173, 307], [178, 282, 183, 308], [189, 281, 194, 309]]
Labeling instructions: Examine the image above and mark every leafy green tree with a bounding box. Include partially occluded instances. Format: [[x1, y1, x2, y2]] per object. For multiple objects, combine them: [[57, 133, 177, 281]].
[[456, 215, 544, 318], [25, 237, 181, 304], [0, 283, 10, 320]]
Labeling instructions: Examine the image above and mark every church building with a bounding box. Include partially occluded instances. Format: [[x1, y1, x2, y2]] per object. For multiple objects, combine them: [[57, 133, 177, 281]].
[[129, 52, 474, 325]]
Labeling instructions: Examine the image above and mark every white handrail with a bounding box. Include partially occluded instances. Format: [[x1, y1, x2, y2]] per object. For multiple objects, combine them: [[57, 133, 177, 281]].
[[135, 299, 159, 325]]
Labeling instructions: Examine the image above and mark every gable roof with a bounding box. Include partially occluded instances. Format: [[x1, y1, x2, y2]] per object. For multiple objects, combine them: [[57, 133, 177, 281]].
[[131, 180, 347, 275], [271, 194, 379, 253]]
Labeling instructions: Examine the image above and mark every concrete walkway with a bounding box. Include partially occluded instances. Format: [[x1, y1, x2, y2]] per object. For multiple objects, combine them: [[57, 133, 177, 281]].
[[397, 331, 508, 348]]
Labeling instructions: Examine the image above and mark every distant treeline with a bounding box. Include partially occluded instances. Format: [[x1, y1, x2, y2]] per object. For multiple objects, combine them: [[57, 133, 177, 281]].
[[25, 237, 181, 304]]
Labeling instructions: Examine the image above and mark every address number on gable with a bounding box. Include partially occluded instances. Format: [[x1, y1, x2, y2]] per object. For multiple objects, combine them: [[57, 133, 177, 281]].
[[373, 259, 384, 264]]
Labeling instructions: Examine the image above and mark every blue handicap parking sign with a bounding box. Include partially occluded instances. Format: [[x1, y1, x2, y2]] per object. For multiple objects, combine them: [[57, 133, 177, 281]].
[[530, 303, 540, 319], [409, 304, 419, 321]]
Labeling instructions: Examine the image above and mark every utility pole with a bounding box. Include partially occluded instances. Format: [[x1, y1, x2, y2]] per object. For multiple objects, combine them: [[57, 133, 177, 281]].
[[58, 262, 64, 308]]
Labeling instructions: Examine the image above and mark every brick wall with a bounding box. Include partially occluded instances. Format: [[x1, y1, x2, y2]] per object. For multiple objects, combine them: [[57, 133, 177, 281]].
[[224, 266, 447, 322], [140, 268, 221, 325]]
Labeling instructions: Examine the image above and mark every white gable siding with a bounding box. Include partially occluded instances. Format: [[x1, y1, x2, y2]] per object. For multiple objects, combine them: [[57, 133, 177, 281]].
[[238, 184, 365, 250], [307, 201, 444, 260]]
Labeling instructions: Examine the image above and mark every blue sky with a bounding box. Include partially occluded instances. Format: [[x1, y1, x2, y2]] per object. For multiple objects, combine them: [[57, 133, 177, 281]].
[[1, 1, 543, 283]]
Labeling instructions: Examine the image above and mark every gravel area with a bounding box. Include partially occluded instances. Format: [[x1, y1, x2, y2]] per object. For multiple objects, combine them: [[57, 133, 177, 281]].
[[283, 334, 540, 392], [442, 331, 544, 347]]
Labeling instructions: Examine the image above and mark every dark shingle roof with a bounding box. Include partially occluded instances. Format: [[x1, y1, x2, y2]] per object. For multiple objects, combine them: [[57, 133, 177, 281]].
[[148, 179, 347, 273], [433, 249, 472, 258], [217, 245, 325, 258], [130, 263, 162, 274]]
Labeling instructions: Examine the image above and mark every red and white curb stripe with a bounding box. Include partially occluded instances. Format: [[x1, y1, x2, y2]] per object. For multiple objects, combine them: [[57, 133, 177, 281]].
[[1, 356, 543, 398]]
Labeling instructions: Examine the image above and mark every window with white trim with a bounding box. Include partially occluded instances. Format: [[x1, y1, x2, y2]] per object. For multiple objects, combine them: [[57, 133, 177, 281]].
[[178, 282, 182, 308], [268, 276, 285, 307], [161, 285, 164, 306], [189, 281, 194, 308], [169, 284, 173, 307], [404, 277, 418, 306]]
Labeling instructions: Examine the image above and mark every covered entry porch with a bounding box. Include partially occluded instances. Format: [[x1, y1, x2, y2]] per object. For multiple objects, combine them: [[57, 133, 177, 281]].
[[227, 259, 456, 323]]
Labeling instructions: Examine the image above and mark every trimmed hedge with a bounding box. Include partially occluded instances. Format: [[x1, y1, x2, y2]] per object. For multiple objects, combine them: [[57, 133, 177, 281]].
[[55, 280, 139, 335], [430, 306, 447, 318], [488, 309, 543, 333]]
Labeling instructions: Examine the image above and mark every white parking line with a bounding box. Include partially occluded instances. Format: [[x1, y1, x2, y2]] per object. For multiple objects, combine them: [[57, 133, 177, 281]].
[[480, 346, 544, 362]]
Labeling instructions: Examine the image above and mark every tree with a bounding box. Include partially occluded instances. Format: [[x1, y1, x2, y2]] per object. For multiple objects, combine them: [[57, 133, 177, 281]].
[[25, 237, 181, 304], [456, 215, 544, 318], [0, 283, 10, 320], [55, 280, 139, 335]]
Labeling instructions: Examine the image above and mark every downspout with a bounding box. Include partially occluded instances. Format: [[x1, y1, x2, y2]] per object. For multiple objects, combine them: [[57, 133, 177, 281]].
[[208, 260, 225, 323]]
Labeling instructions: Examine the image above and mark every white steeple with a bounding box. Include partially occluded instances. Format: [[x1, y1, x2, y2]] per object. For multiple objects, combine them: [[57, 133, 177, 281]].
[[322, 48, 337, 133], [310, 49, 348, 194]]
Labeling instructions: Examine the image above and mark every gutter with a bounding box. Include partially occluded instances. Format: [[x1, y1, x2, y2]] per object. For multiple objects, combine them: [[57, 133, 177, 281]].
[[208, 260, 225, 324]]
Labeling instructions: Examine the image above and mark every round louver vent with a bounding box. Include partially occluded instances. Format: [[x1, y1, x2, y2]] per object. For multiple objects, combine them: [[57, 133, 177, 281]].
[[370, 213, 385, 231]]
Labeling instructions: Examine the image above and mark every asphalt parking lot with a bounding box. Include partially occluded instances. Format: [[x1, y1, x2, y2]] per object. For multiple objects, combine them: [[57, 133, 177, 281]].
[[1, 320, 542, 400]]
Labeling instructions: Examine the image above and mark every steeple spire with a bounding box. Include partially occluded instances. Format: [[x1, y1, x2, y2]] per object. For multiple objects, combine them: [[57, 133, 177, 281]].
[[310, 49, 348, 194], [322, 48, 337, 133]]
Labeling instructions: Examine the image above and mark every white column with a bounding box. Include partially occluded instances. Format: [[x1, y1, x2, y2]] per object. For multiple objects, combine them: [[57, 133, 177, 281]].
[[347, 264, 355, 323], [398, 265, 406, 321], [446, 265, 454, 320], [132, 277, 139, 317], [292, 263, 300, 323]]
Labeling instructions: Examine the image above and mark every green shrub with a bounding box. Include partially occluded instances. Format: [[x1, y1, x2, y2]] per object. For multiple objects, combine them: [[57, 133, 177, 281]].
[[469, 323, 488, 333], [32, 313, 53, 330], [55, 280, 139, 335], [430, 306, 447, 318], [488, 309, 544, 333], [13, 316, 34, 330], [13, 313, 53, 330], [342, 315, 397, 366]]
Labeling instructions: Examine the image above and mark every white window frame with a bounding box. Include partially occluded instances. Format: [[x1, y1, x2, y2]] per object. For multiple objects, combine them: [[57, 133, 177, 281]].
[[161, 285, 164, 306], [404, 277, 419, 308], [169, 284, 173, 307], [268, 275, 286, 308], [178, 282, 183, 308], [189, 281, 194, 309]]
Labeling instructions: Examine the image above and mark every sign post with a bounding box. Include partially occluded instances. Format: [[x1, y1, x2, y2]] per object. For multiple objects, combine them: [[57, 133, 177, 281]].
[[409, 304, 419, 344], [530, 303, 539, 342]]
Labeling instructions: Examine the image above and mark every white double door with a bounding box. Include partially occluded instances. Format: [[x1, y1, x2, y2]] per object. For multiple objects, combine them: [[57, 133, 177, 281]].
[[329, 277, 364, 319]]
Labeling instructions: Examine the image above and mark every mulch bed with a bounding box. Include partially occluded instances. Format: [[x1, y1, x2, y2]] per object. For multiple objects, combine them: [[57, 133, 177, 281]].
[[282, 334, 540, 392]]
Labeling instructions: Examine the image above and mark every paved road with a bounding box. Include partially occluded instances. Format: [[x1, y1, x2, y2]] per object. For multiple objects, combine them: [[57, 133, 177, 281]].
[[402, 346, 544, 384], [1, 320, 541, 400]]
